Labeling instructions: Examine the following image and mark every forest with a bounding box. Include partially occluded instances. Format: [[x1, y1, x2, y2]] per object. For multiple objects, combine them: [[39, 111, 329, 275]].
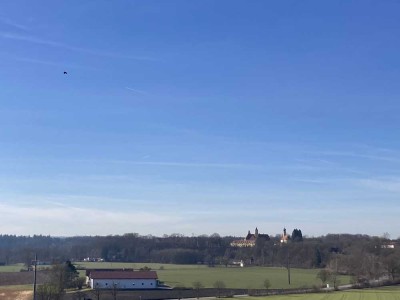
[[0, 231, 399, 282]]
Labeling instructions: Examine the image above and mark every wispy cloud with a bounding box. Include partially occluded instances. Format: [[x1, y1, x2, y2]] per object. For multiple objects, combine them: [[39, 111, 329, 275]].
[[125, 87, 148, 95], [87, 159, 260, 170], [290, 178, 329, 184], [0, 32, 156, 61], [5, 55, 96, 70], [313, 150, 400, 163], [292, 158, 368, 175], [355, 177, 400, 193], [0, 17, 29, 31]]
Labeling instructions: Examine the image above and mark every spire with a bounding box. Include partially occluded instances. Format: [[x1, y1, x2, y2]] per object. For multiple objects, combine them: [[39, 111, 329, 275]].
[[255, 227, 259, 237], [280, 227, 288, 244]]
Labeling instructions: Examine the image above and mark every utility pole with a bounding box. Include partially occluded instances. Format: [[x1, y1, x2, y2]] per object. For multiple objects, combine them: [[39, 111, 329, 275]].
[[33, 253, 37, 300]]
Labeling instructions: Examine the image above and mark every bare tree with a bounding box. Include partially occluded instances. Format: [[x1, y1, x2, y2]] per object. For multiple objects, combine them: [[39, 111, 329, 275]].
[[263, 279, 271, 289], [91, 288, 103, 300], [316, 269, 332, 286], [213, 280, 226, 298], [192, 281, 204, 299], [110, 282, 118, 300], [383, 251, 400, 280], [37, 283, 64, 300], [71, 290, 87, 300]]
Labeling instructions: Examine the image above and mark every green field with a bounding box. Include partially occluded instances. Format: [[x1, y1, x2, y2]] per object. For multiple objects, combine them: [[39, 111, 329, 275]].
[[0, 264, 25, 272], [76, 262, 351, 289], [245, 286, 400, 300]]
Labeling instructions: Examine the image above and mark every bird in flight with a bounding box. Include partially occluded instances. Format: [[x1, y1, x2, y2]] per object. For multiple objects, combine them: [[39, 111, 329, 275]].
[[64, 71, 68, 75]]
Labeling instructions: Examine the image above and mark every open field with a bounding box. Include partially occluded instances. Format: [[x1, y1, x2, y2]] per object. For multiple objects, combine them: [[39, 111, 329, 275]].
[[76, 262, 351, 289], [75, 262, 201, 270], [0, 271, 50, 286], [0, 264, 25, 272], [245, 286, 400, 300]]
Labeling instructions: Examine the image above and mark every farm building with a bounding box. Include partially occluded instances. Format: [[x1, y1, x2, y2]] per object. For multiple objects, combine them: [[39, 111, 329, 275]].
[[87, 270, 160, 290]]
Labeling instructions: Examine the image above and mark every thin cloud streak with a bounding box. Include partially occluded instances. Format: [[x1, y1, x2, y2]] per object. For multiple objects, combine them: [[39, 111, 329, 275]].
[[0, 17, 29, 31], [125, 87, 148, 95], [0, 32, 156, 61], [68, 158, 259, 170], [355, 177, 400, 193], [313, 150, 400, 163], [292, 158, 368, 175], [290, 178, 329, 184], [95, 159, 260, 169], [9, 56, 96, 70]]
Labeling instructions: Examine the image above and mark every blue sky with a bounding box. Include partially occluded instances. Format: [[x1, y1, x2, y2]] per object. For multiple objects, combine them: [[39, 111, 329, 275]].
[[1, 0, 400, 237]]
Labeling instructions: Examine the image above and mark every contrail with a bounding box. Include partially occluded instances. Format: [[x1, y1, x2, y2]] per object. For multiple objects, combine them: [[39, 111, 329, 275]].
[[0, 32, 156, 61], [0, 17, 29, 31], [125, 87, 148, 95]]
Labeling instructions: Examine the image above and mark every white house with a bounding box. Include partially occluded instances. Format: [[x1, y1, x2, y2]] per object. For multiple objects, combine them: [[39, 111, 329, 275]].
[[88, 271, 159, 290]]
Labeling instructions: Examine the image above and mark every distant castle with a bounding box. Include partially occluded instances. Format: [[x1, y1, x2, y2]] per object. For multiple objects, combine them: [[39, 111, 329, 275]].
[[230, 227, 270, 247], [230, 227, 288, 247]]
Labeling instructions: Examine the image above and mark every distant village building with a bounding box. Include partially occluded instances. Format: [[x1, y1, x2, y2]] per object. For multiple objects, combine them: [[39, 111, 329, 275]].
[[83, 257, 104, 262], [87, 270, 160, 290], [230, 227, 270, 247], [280, 228, 289, 244], [30, 260, 51, 266], [381, 242, 396, 249], [231, 260, 245, 267]]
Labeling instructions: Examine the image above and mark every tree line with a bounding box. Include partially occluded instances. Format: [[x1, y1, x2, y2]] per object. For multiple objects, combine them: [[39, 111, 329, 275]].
[[0, 231, 399, 282]]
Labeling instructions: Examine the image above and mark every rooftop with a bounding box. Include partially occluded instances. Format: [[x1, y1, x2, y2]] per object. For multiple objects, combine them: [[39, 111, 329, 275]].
[[89, 271, 158, 280]]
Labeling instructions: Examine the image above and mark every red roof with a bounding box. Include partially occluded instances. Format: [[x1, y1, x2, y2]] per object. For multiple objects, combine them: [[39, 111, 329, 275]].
[[90, 271, 158, 280]]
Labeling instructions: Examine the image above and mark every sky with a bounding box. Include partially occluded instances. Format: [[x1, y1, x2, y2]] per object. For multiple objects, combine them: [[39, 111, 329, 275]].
[[1, 1, 400, 238]]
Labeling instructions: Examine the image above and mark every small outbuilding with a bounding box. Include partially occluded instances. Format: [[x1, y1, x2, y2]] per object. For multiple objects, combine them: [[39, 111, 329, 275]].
[[88, 270, 159, 290]]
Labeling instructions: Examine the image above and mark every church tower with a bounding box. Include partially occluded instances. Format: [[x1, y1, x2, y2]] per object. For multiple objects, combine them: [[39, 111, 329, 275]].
[[281, 227, 288, 244]]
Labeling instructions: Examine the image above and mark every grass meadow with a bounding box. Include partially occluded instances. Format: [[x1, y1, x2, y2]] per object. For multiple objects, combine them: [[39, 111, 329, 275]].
[[76, 262, 351, 289], [0, 263, 25, 272], [1, 263, 398, 299], [245, 286, 400, 300]]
